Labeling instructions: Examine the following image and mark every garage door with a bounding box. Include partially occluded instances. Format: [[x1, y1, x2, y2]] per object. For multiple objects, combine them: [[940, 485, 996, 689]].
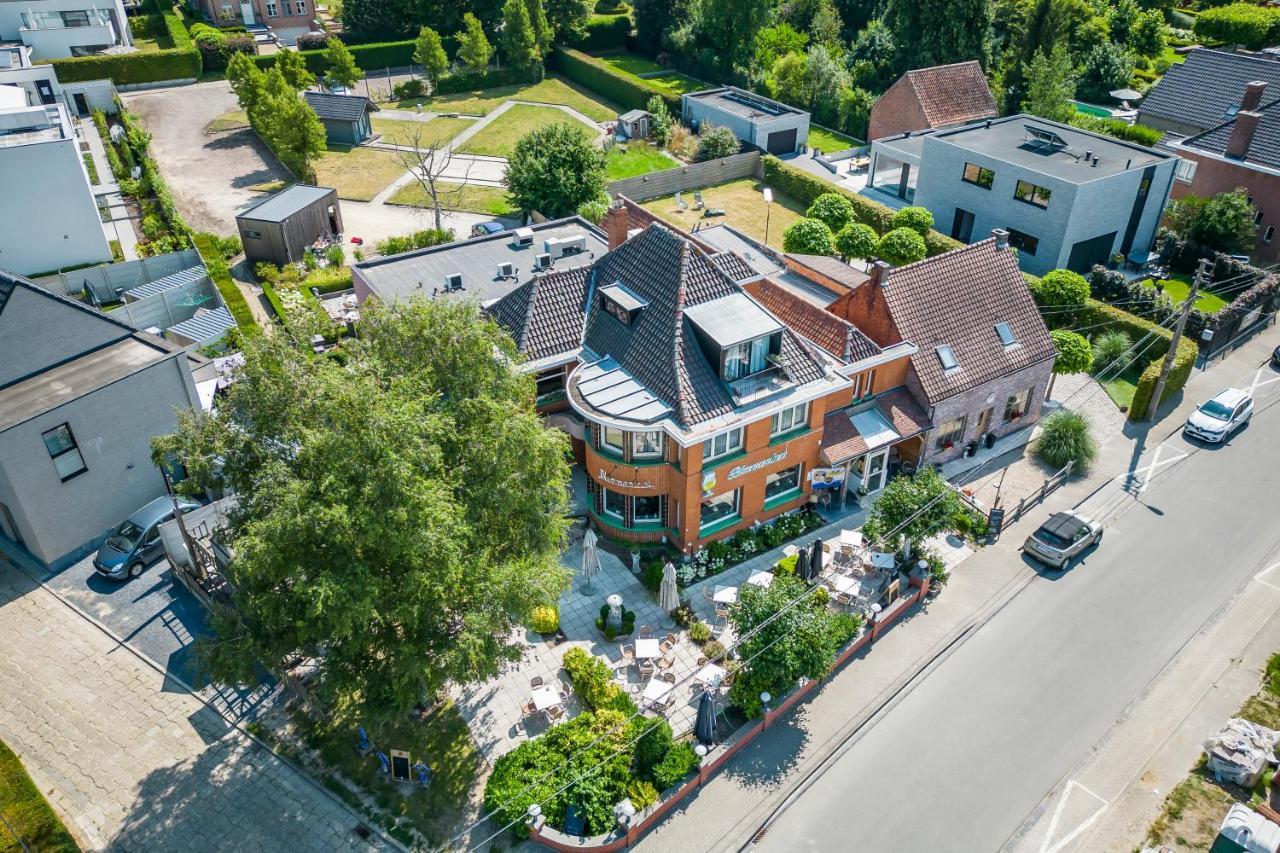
[[767, 128, 797, 155]]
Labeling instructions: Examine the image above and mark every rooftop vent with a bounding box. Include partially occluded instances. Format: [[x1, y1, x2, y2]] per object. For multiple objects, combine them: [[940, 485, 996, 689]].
[[511, 227, 534, 248], [535, 252, 552, 270], [994, 321, 1016, 347], [936, 345, 959, 371], [444, 273, 463, 291]]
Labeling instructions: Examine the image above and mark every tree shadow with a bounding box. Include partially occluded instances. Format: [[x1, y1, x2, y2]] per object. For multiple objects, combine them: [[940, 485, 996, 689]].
[[719, 713, 809, 791]]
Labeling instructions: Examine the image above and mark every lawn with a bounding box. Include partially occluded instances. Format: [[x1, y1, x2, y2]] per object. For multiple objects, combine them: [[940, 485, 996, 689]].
[[606, 140, 675, 180], [0, 739, 79, 853], [388, 181, 517, 217], [311, 145, 407, 201], [394, 75, 618, 122], [460, 104, 593, 158], [594, 51, 708, 97], [371, 116, 473, 148], [640, 177, 807, 249], [807, 125, 862, 154], [1095, 362, 1144, 411], [205, 110, 249, 134], [1138, 273, 1230, 313]]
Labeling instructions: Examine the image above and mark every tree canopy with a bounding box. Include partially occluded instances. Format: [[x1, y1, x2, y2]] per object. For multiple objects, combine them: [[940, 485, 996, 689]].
[[806, 192, 855, 233], [835, 222, 877, 260], [1023, 44, 1076, 123], [324, 37, 361, 89], [1169, 189, 1258, 255], [500, 0, 542, 72], [1051, 329, 1093, 375], [153, 300, 573, 724], [884, 0, 990, 71], [875, 227, 926, 266], [413, 27, 450, 85], [456, 12, 493, 73], [862, 466, 968, 552], [783, 218, 836, 255], [504, 122, 606, 217], [1031, 269, 1091, 318]]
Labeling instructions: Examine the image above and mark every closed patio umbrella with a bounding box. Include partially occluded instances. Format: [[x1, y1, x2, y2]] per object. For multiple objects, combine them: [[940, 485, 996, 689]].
[[696, 691, 717, 746], [582, 527, 601, 594], [794, 543, 811, 583], [659, 561, 679, 612], [808, 537, 824, 581]]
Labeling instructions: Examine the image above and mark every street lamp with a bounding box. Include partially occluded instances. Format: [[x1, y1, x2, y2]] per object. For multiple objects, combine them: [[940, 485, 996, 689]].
[[762, 187, 774, 247], [760, 691, 772, 714]]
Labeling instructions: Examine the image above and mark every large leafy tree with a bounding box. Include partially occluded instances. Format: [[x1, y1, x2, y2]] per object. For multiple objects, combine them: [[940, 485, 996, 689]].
[[782, 218, 836, 255], [875, 227, 926, 266], [505, 122, 606, 216], [544, 0, 592, 41], [862, 466, 967, 552], [500, 0, 541, 71], [1023, 44, 1076, 123], [153, 300, 573, 724], [693, 0, 771, 71], [456, 12, 493, 73], [274, 46, 315, 91], [884, 0, 991, 72], [1183, 189, 1258, 254], [728, 577, 860, 718], [1077, 41, 1135, 102], [525, 0, 553, 57], [754, 24, 808, 75], [325, 37, 361, 89], [414, 26, 450, 86], [631, 0, 691, 55]]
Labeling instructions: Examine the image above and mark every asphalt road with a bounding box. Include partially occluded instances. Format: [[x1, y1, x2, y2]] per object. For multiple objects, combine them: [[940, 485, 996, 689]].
[[752, 364, 1280, 853]]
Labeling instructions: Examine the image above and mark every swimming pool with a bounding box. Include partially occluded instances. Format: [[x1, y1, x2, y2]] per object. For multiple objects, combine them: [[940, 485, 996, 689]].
[[1072, 101, 1116, 118]]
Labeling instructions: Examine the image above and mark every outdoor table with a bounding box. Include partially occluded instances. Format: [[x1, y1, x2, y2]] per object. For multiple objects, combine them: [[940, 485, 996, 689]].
[[828, 575, 858, 596], [695, 663, 727, 687], [712, 585, 739, 604], [642, 678, 674, 706], [531, 686, 562, 712], [839, 529, 863, 548], [869, 551, 896, 570], [635, 638, 662, 660], [747, 570, 774, 588]]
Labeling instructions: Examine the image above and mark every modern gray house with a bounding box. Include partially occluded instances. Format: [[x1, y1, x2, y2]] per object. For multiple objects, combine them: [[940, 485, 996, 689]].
[[867, 115, 1177, 275], [237, 184, 343, 267], [0, 268, 203, 569], [681, 87, 809, 155], [303, 91, 379, 146]]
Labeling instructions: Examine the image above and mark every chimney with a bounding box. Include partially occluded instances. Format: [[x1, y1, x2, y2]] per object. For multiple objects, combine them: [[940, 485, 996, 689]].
[[991, 228, 1010, 251], [602, 199, 629, 250], [1241, 80, 1268, 113], [1226, 111, 1262, 159], [868, 259, 891, 286]]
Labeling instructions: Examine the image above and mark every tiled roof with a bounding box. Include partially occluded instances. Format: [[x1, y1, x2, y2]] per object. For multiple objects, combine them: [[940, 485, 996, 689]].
[[616, 198, 763, 282], [784, 254, 870, 292], [743, 278, 880, 363], [486, 266, 591, 361], [820, 388, 931, 464], [1139, 49, 1280, 133], [579, 224, 827, 427], [904, 61, 997, 129], [708, 251, 760, 283], [880, 239, 1055, 404], [1181, 97, 1280, 170], [303, 91, 379, 122]]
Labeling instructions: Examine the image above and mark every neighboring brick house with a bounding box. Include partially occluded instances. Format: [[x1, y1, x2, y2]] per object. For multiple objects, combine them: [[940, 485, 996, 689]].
[[867, 61, 998, 143], [194, 0, 318, 44], [817, 231, 1056, 466], [1168, 82, 1280, 265], [1137, 49, 1280, 140]]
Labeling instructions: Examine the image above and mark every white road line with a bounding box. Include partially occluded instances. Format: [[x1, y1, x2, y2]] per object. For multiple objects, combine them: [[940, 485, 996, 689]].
[[1247, 370, 1280, 396], [1255, 563, 1280, 592], [1038, 780, 1110, 853], [1123, 444, 1188, 496]]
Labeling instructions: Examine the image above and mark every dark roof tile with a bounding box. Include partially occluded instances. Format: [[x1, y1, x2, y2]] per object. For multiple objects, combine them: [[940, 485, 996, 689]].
[[1182, 97, 1280, 170], [486, 266, 591, 362], [1138, 49, 1280, 133], [303, 91, 379, 122]]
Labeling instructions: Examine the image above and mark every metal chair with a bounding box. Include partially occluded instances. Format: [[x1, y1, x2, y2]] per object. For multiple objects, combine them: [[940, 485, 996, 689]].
[[666, 632, 678, 646], [638, 658, 655, 678], [530, 675, 543, 689], [521, 700, 536, 716], [545, 705, 566, 724], [639, 625, 652, 639], [659, 640, 673, 655], [657, 655, 674, 671]]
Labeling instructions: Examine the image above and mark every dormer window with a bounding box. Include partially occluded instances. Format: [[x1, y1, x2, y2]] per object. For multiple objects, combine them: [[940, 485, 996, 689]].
[[723, 336, 775, 382], [684, 292, 784, 384], [598, 282, 646, 326], [994, 322, 1016, 347], [936, 345, 959, 371]]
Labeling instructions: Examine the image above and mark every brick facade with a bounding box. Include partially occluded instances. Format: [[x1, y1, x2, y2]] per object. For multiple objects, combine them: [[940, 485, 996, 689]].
[[1169, 153, 1280, 266], [867, 75, 932, 143], [916, 357, 1053, 465]]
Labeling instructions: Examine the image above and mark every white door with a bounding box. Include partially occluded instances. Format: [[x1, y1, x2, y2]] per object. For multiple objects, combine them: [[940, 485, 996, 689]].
[[241, 1, 256, 24], [864, 449, 889, 493]]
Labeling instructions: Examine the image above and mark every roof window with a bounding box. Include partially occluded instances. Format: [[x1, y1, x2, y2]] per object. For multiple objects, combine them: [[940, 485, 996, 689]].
[[994, 322, 1016, 347], [936, 345, 959, 371]]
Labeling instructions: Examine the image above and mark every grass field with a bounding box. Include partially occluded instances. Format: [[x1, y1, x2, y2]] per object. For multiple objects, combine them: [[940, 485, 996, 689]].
[[394, 75, 618, 122], [371, 116, 474, 148], [311, 145, 407, 201], [1096, 363, 1143, 411], [641, 178, 806, 249], [388, 181, 517, 216], [205, 109, 250, 134], [606, 140, 674, 180], [1138, 274, 1230, 313], [807, 125, 862, 153], [594, 51, 708, 97], [461, 105, 592, 158], [0, 740, 79, 853]]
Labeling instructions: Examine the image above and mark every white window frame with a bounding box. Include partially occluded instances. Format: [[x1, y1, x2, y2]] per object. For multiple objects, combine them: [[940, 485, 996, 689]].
[[601, 426, 625, 455], [601, 487, 625, 520], [294, 0, 307, 13], [265, 0, 278, 15], [631, 430, 663, 459], [701, 427, 743, 462], [633, 494, 661, 523], [1174, 158, 1196, 184], [764, 464, 803, 501], [699, 489, 740, 530], [770, 402, 809, 437]]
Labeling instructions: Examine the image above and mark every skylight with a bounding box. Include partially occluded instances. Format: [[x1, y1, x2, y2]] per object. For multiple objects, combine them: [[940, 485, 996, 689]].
[[936, 345, 958, 371], [994, 322, 1016, 347]]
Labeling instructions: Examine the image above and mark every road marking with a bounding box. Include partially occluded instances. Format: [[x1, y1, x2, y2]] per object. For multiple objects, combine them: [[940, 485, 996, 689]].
[[1246, 369, 1280, 396], [1038, 780, 1110, 853], [1255, 563, 1280, 592], [1123, 444, 1188, 496]]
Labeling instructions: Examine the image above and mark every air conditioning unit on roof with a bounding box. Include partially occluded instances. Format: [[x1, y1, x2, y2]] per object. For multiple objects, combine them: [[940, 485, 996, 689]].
[[445, 273, 463, 291], [497, 262, 514, 279], [512, 227, 535, 248], [535, 253, 552, 270]]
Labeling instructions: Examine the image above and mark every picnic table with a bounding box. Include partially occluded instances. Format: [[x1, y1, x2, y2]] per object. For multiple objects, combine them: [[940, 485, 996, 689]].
[[642, 678, 674, 706], [695, 663, 727, 687], [531, 686, 562, 712], [747, 570, 774, 588], [712, 585, 739, 604], [635, 639, 662, 660]]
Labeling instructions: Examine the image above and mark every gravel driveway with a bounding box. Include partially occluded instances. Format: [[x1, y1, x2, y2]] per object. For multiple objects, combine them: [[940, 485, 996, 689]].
[[123, 80, 290, 235]]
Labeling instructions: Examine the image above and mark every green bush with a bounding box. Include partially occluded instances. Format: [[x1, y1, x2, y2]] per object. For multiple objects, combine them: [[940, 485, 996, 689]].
[[530, 605, 559, 633], [782, 218, 836, 255], [891, 206, 934, 236], [806, 192, 856, 233], [1036, 410, 1097, 470], [194, 233, 258, 334], [51, 49, 201, 85], [567, 14, 632, 50], [876, 227, 926, 266], [550, 48, 682, 114], [626, 778, 659, 810], [1131, 333, 1197, 421], [1194, 3, 1280, 49], [562, 647, 636, 713], [650, 741, 700, 790], [393, 79, 426, 99], [1067, 113, 1162, 147], [835, 221, 878, 260], [774, 553, 798, 576], [433, 65, 540, 95], [632, 717, 673, 778], [689, 620, 711, 643], [374, 228, 454, 256], [642, 560, 665, 592], [1092, 329, 1132, 373], [252, 39, 417, 76], [694, 124, 740, 161], [702, 639, 726, 660]]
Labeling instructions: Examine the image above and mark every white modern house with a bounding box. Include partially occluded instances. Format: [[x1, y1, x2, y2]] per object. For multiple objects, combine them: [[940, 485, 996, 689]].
[[0, 0, 132, 60], [0, 42, 116, 114], [0, 99, 111, 276]]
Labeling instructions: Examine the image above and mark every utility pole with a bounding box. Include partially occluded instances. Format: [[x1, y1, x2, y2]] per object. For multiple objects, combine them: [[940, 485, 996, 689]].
[[1145, 257, 1211, 422]]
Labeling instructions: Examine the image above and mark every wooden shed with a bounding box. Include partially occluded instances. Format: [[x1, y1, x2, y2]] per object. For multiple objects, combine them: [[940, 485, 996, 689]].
[[617, 109, 651, 140], [236, 185, 343, 267], [303, 91, 379, 146]]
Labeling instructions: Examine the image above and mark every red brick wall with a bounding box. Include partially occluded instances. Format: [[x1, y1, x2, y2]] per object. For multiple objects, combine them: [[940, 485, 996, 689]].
[[867, 76, 931, 142], [1171, 152, 1280, 265], [827, 281, 903, 348]]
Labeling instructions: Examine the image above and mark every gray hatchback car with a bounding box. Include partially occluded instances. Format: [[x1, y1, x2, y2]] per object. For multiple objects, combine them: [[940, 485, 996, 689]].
[[93, 496, 200, 580], [1023, 511, 1103, 569]]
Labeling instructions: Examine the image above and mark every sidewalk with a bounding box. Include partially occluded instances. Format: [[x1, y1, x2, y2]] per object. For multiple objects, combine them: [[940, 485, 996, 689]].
[[631, 322, 1280, 853]]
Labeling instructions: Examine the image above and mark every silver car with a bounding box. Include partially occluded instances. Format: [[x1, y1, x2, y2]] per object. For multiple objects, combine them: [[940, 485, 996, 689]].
[[1184, 388, 1253, 444], [1023, 511, 1103, 569]]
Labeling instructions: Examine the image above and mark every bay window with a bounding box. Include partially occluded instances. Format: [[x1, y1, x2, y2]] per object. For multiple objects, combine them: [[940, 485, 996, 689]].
[[632, 430, 663, 458], [601, 426, 625, 454]]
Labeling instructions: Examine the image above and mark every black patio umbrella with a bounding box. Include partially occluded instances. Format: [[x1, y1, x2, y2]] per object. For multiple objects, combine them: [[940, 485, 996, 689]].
[[808, 537, 824, 580], [696, 691, 717, 745], [793, 543, 811, 583]]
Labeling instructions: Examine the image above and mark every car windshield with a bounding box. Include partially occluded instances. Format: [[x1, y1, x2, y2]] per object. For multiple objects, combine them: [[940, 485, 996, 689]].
[[107, 520, 144, 551], [1199, 400, 1234, 420], [1033, 526, 1072, 550]]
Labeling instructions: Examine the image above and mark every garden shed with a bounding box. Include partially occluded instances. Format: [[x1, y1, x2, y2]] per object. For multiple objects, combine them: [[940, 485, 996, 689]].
[[237, 185, 343, 267], [303, 92, 379, 146], [681, 87, 809, 155], [617, 109, 650, 140]]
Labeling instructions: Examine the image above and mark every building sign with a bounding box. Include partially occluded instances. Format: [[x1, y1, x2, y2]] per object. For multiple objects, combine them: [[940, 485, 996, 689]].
[[701, 470, 717, 495], [598, 468, 656, 490], [727, 449, 789, 481], [808, 467, 845, 490]]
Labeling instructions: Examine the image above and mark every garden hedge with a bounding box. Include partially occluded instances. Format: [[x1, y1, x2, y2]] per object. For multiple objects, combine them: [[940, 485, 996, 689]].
[[252, 39, 416, 75], [550, 47, 679, 114], [567, 14, 632, 51], [51, 48, 201, 84], [760, 156, 963, 257], [433, 65, 540, 95], [194, 233, 258, 334]]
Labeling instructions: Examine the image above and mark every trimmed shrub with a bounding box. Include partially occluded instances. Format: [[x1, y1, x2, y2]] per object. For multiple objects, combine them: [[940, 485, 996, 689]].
[[562, 647, 636, 713], [392, 79, 426, 99], [632, 717, 673, 778], [433, 65, 539, 95], [295, 32, 331, 51], [650, 741, 700, 791], [567, 14, 631, 51], [1036, 410, 1097, 470], [51, 49, 201, 84], [806, 192, 855, 233], [550, 47, 681, 114], [890, 206, 934, 236], [1091, 329, 1132, 373], [783, 218, 836, 255], [252, 39, 416, 76], [1194, 3, 1280, 50], [530, 605, 559, 633], [876, 227, 926, 266], [694, 124, 740, 162], [627, 779, 659, 810], [835, 221, 878, 261]]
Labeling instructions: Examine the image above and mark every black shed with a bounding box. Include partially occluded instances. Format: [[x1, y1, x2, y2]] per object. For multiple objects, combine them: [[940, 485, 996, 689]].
[[236, 185, 343, 267]]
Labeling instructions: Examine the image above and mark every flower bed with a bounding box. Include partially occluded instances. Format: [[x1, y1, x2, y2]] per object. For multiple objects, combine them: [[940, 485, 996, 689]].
[[675, 509, 824, 586]]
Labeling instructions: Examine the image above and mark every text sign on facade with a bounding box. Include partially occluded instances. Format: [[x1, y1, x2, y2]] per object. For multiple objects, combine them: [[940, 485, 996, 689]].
[[726, 449, 788, 481], [598, 469, 656, 490]]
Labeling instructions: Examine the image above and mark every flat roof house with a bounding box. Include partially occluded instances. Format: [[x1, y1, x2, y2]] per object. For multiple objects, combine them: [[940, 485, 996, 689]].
[[236, 184, 342, 267], [0, 100, 111, 276], [682, 86, 809, 156], [868, 115, 1177, 275], [867, 61, 998, 142], [0, 0, 131, 60], [304, 91, 378, 146], [0, 269, 203, 569]]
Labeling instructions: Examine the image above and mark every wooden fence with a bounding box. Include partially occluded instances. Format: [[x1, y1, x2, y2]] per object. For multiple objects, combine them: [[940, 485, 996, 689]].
[[606, 151, 762, 202]]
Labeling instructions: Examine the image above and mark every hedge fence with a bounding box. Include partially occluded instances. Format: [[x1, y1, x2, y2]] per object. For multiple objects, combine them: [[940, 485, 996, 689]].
[[550, 47, 680, 114], [251, 39, 416, 74], [53, 0, 199, 84], [194, 233, 258, 334], [760, 156, 964, 257], [566, 14, 632, 51]]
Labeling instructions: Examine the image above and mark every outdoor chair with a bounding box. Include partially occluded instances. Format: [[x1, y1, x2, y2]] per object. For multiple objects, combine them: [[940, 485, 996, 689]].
[[693, 191, 705, 209], [714, 605, 730, 622], [530, 675, 543, 689], [545, 705, 566, 724], [521, 700, 536, 716], [621, 644, 635, 664], [836, 592, 855, 609], [697, 656, 708, 668], [660, 640, 673, 655], [639, 625, 652, 639], [676, 192, 688, 211], [661, 671, 676, 684], [638, 659, 655, 677], [658, 655, 674, 671], [666, 632, 678, 646]]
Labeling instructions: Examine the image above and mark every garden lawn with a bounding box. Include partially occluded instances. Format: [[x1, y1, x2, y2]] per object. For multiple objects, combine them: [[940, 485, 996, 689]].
[[606, 140, 674, 180], [0, 739, 79, 853], [807, 125, 862, 153], [1095, 362, 1143, 411], [461, 105, 592, 158], [371, 116, 473, 148], [1138, 273, 1229, 313], [394, 75, 618, 122], [640, 178, 806, 250], [388, 181, 517, 216], [595, 51, 708, 97], [205, 110, 249, 134], [311, 146, 407, 201]]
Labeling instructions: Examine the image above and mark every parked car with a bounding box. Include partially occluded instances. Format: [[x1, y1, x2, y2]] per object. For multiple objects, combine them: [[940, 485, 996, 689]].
[[1184, 388, 1253, 444], [1271, 344, 1280, 369], [1022, 511, 1103, 569], [93, 496, 200, 580], [471, 221, 506, 238]]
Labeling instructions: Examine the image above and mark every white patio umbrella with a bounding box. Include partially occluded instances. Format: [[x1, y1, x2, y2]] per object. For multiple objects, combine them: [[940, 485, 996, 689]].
[[582, 527, 601, 594], [659, 561, 679, 613]]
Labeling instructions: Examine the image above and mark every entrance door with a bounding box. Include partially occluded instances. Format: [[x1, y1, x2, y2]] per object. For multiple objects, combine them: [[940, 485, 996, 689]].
[[974, 407, 993, 441], [241, 0, 256, 24], [72, 93, 89, 116], [951, 208, 975, 243], [36, 80, 56, 105], [864, 449, 889, 493]]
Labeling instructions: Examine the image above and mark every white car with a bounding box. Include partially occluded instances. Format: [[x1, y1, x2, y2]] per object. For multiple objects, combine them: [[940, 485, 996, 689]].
[[1184, 388, 1253, 443]]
